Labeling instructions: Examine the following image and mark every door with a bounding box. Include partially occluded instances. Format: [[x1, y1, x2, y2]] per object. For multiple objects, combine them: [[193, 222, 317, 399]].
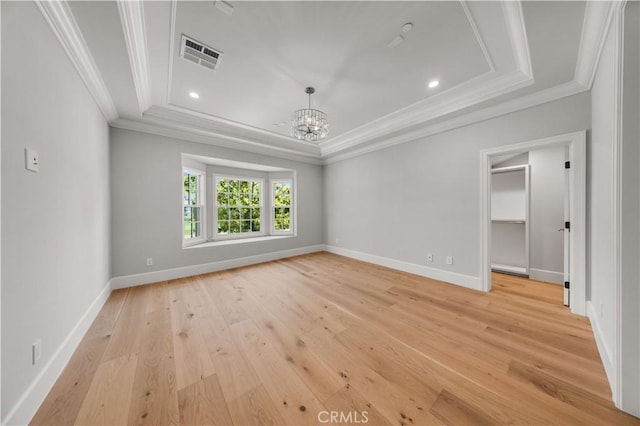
[[563, 157, 570, 306]]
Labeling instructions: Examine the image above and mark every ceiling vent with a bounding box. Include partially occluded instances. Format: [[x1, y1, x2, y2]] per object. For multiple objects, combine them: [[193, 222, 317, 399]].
[[180, 35, 223, 71]]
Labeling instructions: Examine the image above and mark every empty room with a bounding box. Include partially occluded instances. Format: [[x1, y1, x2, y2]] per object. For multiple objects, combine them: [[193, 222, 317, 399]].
[[2, 0, 640, 425]]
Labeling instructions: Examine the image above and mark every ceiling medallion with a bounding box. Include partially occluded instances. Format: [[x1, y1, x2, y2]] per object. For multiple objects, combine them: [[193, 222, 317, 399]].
[[292, 87, 329, 142]]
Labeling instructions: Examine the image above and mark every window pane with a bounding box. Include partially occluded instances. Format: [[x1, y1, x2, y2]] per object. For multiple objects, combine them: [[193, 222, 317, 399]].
[[251, 193, 260, 207], [229, 180, 239, 193], [217, 192, 228, 206], [229, 192, 239, 206], [252, 208, 260, 219], [230, 220, 240, 233], [216, 178, 228, 193], [274, 182, 291, 207], [218, 208, 229, 220], [230, 207, 240, 220], [193, 221, 201, 237], [184, 207, 192, 219], [241, 208, 251, 220], [218, 221, 229, 234], [184, 222, 192, 238], [252, 220, 261, 232], [240, 180, 249, 193], [189, 176, 199, 205], [241, 194, 250, 206], [241, 220, 251, 233], [192, 207, 200, 222]]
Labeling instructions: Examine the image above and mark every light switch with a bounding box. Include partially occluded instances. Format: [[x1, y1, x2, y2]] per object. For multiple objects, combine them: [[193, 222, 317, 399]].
[[25, 148, 39, 172]]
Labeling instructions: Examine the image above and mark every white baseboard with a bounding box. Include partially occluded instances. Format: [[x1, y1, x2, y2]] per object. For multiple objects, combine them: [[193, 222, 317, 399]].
[[587, 301, 616, 399], [111, 245, 325, 289], [529, 268, 564, 284], [3, 280, 112, 426], [325, 245, 481, 291]]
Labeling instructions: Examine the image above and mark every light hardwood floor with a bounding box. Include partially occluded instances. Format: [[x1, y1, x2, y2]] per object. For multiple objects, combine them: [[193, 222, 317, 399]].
[[32, 252, 639, 425]]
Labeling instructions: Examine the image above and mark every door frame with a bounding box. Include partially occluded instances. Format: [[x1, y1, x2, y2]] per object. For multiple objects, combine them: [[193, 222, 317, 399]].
[[479, 130, 586, 315]]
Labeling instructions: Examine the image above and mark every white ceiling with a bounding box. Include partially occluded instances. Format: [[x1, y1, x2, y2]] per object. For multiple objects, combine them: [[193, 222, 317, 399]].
[[61, 1, 597, 163]]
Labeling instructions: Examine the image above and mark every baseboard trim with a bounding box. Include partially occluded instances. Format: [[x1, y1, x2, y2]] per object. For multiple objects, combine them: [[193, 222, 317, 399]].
[[325, 245, 482, 291], [110, 244, 326, 289], [3, 279, 112, 426], [587, 301, 615, 397], [529, 268, 564, 284]]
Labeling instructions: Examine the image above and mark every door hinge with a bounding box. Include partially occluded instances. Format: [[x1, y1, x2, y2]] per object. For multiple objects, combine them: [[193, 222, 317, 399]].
[[564, 281, 570, 289], [565, 221, 570, 231], [565, 161, 571, 169]]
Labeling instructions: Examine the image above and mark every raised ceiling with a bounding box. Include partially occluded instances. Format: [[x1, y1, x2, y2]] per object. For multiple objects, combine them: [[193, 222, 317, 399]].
[[48, 1, 609, 163]]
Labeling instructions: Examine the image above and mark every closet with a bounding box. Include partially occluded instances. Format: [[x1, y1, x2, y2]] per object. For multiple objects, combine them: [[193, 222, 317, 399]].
[[491, 165, 529, 276]]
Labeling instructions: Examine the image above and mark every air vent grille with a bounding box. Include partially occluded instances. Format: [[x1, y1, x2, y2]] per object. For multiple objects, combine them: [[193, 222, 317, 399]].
[[180, 35, 223, 71]]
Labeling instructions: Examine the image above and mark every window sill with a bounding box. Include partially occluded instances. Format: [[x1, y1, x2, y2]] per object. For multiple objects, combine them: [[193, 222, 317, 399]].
[[183, 235, 294, 249]]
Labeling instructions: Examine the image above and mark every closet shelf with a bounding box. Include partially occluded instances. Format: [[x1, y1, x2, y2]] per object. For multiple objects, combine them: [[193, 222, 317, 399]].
[[491, 219, 526, 224]]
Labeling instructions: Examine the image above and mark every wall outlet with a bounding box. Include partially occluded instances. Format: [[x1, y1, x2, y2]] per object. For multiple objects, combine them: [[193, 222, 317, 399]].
[[427, 253, 433, 262], [600, 303, 603, 319], [446, 256, 453, 265], [335, 238, 340, 245], [146, 258, 153, 266], [32, 339, 42, 365], [25, 148, 39, 172]]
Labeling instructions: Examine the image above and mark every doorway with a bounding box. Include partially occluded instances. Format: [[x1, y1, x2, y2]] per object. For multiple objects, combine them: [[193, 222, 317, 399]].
[[480, 131, 586, 316]]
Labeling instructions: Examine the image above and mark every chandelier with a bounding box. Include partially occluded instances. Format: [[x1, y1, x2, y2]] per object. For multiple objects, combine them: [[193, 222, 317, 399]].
[[292, 87, 328, 142]]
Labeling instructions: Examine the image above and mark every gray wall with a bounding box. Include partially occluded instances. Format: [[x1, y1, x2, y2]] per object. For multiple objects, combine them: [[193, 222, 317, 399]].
[[619, 1, 640, 415], [110, 128, 323, 277], [1, 1, 110, 420], [324, 92, 590, 279], [589, 6, 618, 373], [529, 146, 565, 282]]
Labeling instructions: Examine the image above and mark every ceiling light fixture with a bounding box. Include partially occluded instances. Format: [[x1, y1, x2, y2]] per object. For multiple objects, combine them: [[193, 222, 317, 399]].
[[292, 87, 328, 142], [428, 80, 440, 89], [189, 91, 200, 99]]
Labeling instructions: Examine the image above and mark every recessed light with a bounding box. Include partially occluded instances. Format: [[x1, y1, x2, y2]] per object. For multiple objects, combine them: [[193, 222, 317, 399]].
[[401, 23, 414, 34], [428, 80, 440, 89], [189, 91, 200, 99]]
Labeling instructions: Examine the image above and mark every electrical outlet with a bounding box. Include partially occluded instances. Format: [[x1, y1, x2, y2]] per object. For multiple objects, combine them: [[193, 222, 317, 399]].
[[25, 148, 39, 172], [600, 303, 603, 319], [32, 339, 42, 365], [427, 253, 433, 262], [335, 238, 340, 245], [446, 256, 453, 265], [146, 258, 153, 266]]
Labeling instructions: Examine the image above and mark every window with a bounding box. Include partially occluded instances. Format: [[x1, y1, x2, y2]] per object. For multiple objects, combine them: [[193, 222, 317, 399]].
[[183, 168, 205, 242], [272, 180, 293, 233], [215, 177, 263, 237]]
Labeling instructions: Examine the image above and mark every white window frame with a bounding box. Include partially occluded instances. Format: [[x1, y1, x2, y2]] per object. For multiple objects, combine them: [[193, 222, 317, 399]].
[[182, 167, 206, 247], [213, 175, 266, 241], [271, 178, 294, 235]]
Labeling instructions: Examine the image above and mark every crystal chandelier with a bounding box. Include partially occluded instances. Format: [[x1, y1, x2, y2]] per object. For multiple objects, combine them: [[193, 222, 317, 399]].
[[292, 87, 328, 142]]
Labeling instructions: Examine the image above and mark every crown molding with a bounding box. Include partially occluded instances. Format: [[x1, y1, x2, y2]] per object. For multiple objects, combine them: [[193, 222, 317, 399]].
[[35, 0, 118, 122], [323, 80, 586, 165], [117, 0, 152, 115], [149, 104, 319, 154], [502, 0, 533, 78], [574, 1, 622, 89], [460, 1, 495, 72], [111, 116, 323, 165], [320, 69, 533, 157]]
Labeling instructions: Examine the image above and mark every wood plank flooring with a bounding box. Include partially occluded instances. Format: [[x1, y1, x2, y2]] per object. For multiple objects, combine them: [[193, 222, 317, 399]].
[[32, 252, 639, 425]]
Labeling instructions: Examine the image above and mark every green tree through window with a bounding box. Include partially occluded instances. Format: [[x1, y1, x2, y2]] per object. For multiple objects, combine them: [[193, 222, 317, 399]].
[[183, 170, 203, 239], [216, 177, 262, 235], [273, 181, 292, 232]]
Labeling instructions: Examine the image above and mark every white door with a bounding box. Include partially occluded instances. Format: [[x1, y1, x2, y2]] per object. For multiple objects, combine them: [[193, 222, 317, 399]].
[[563, 158, 570, 306]]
